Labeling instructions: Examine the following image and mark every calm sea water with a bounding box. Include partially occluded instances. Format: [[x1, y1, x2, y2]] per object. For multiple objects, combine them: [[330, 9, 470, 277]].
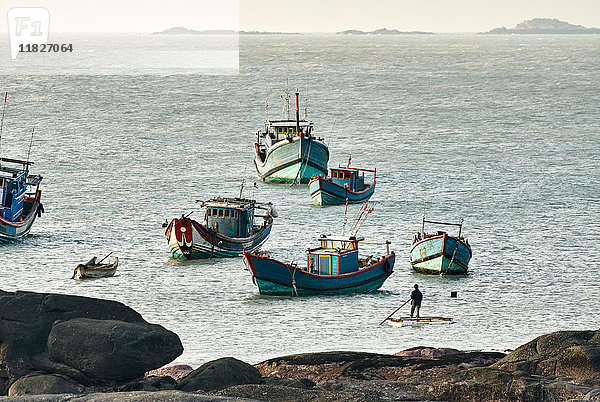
[[1, 34, 599, 367]]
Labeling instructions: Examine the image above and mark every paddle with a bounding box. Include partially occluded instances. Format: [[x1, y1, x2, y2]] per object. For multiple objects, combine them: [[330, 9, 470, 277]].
[[379, 298, 411, 325], [96, 252, 113, 264]]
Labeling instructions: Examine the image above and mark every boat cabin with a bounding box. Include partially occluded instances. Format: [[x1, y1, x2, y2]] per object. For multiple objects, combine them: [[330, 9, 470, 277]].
[[306, 235, 364, 276], [261, 120, 313, 144], [330, 167, 368, 192], [0, 159, 41, 222], [203, 197, 257, 238]]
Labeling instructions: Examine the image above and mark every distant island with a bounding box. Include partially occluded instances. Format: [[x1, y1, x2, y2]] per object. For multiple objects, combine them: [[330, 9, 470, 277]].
[[337, 27, 433, 35], [153, 26, 299, 35], [152, 26, 237, 35], [484, 18, 600, 34]]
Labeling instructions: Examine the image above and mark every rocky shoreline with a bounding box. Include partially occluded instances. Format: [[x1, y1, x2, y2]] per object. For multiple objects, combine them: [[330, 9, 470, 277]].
[[1, 289, 599, 401]]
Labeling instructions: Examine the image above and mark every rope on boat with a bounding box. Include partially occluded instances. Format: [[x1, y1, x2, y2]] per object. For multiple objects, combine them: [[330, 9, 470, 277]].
[[291, 137, 313, 186], [286, 262, 299, 296], [442, 238, 460, 276]]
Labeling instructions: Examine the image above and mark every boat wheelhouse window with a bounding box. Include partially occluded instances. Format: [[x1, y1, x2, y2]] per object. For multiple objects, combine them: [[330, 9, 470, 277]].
[[218, 209, 224, 217], [224, 210, 229, 218], [319, 255, 331, 275], [344, 172, 351, 179], [308, 254, 318, 273]]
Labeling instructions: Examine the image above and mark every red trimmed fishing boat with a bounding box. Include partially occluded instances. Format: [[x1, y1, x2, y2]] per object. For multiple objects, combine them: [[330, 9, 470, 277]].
[[308, 157, 375, 205]]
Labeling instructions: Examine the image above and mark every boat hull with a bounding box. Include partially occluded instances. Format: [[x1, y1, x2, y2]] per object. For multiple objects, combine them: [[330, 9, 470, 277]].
[[308, 176, 375, 206], [409, 233, 471, 275], [0, 193, 43, 243], [244, 251, 395, 296], [166, 217, 272, 260], [254, 136, 329, 184], [73, 258, 118, 280]]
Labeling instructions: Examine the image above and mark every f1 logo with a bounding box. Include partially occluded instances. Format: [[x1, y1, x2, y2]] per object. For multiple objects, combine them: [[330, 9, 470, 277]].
[[7, 8, 49, 60]]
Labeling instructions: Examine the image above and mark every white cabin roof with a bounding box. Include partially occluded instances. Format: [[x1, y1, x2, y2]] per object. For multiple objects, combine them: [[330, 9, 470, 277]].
[[266, 120, 312, 127]]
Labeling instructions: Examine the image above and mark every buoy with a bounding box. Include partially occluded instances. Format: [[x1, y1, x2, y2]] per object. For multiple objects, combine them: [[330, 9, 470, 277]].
[[451, 291, 457, 298]]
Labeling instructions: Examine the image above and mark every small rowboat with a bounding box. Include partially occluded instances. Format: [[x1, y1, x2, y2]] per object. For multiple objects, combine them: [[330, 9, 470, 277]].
[[72, 256, 118, 280], [387, 316, 454, 327]]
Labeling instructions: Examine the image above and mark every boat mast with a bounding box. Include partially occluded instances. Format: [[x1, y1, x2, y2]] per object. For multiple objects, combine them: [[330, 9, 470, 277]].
[[295, 90, 300, 136], [304, 77, 308, 119], [284, 71, 290, 120], [0, 92, 6, 168], [239, 176, 245, 199], [25, 126, 35, 170], [421, 201, 426, 234]]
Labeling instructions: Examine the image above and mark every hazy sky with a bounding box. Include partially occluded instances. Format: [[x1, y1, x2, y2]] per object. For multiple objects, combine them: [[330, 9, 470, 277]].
[[241, 0, 600, 32], [0, 0, 599, 33]]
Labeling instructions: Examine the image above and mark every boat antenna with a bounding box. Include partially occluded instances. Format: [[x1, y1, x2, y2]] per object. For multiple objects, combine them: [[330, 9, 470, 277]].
[[285, 70, 290, 120], [239, 176, 245, 199], [421, 201, 426, 234], [0, 92, 7, 168], [353, 202, 375, 236], [25, 126, 35, 169], [458, 218, 463, 238], [295, 90, 300, 136], [265, 95, 269, 121], [349, 202, 369, 234], [341, 199, 349, 234], [304, 76, 308, 119]]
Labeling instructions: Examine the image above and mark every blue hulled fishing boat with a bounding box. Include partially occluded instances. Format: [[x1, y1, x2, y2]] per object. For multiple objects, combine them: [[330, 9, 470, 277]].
[[0, 158, 43, 242], [243, 234, 394, 296], [409, 214, 472, 275], [308, 158, 376, 206], [0, 93, 44, 242], [164, 195, 276, 260], [253, 84, 329, 184]]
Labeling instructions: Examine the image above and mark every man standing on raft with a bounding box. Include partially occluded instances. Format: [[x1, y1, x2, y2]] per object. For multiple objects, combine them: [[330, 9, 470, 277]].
[[410, 284, 423, 319]]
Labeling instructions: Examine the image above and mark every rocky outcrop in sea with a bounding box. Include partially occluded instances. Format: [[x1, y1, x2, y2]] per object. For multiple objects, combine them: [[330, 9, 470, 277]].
[[1, 289, 600, 401]]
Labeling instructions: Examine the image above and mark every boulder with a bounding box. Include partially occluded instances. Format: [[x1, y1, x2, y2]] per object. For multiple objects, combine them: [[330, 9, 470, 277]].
[[7, 374, 83, 396], [493, 329, 600, 384], [212, 383, 378, 401], [146, 364, 194, 381], [178, 357, 262, 392], [395, 346, 461, 358], [116, 375, 178, 392], [0, 289, 182, 395], [430, 367, 545, 401], [47, 318, 183, 382]]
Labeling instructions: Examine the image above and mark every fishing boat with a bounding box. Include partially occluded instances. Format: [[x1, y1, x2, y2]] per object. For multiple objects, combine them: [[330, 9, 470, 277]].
[[387, 317, 454, 327], [409, 214, 472, 275], [243, 234, 394, 296], [72, 255, 118, 280], [164, 194, 276, 260], [253, 83, 329, 185], [0, 93, 44, 242], [243, 202, 393, 295], [308, 157, 375, 205]]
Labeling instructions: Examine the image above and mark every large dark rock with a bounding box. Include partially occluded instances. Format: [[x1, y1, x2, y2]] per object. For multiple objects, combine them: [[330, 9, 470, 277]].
[[7, 374, 83, 396], [0, 390, 259, 401], [178, 357, 262, 392], [47, 318, 183, 382], [494, 329, 600, 385], [0, 289, 182, 395]]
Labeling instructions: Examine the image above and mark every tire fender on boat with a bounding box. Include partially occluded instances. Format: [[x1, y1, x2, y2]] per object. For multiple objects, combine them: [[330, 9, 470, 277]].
[[383, 261, 391, 272]]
